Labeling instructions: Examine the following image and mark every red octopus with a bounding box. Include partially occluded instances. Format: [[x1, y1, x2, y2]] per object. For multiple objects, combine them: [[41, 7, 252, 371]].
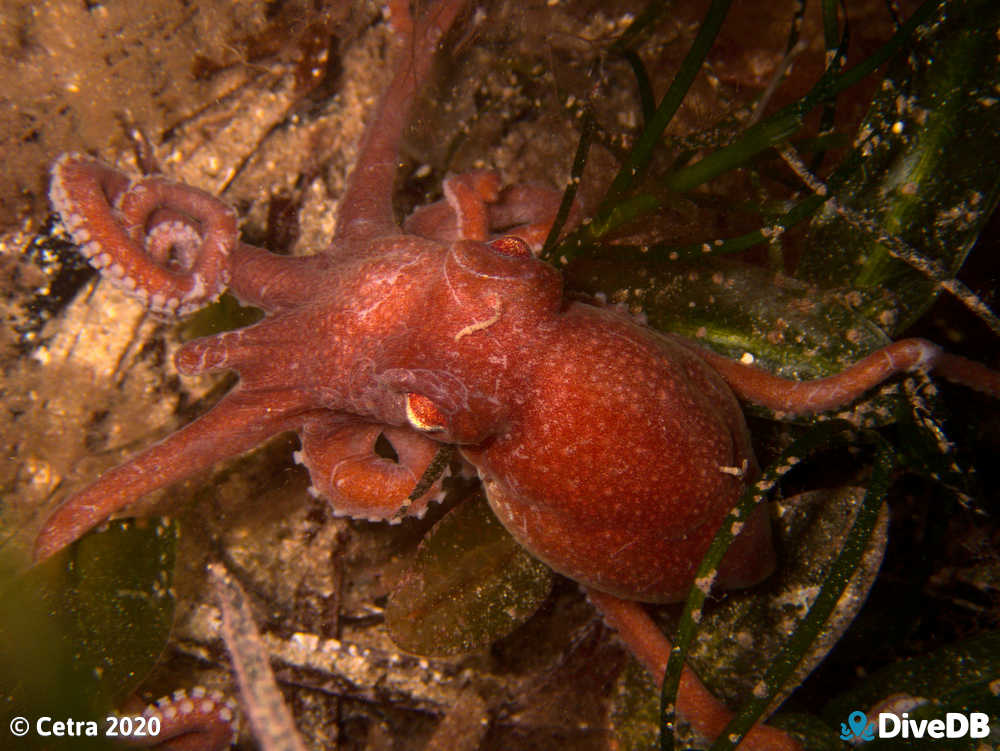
[[116, 688, 239, 751], [34, 1, 1000, 749]]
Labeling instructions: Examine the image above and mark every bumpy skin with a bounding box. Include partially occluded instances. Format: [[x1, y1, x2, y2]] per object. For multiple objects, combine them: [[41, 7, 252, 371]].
[[117, 687, 238, 751], [36, 1, 1000, 749], [465, 304, 774, 602], [37, 0, 775, 602]]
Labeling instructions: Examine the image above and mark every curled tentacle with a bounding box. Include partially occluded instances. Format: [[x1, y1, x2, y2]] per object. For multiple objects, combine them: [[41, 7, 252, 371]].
[[117, 687, 239, 751], [404, 170, 582, 253], [405, 170, 500, 242], [49, 153, 237, 316], [295, 420, 448, 523]]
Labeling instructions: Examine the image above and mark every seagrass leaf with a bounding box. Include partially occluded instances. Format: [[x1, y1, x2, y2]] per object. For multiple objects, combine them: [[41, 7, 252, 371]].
[[386, 492, 552, 656]]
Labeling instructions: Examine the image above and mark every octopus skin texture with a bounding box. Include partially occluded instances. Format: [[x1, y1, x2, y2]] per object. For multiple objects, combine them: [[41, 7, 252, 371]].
[[35, 0, 777, 603], [32, 1, 1000, 749], [116, 688, 239, 751]]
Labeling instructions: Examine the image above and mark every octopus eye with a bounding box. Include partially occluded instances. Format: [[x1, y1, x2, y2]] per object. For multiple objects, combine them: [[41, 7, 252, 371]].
[[486, 235, 532, 258], [405, 393, 448, 432]]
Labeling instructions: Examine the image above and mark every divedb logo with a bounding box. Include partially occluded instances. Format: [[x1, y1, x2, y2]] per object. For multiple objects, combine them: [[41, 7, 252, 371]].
[[840, 709, 991, 743]]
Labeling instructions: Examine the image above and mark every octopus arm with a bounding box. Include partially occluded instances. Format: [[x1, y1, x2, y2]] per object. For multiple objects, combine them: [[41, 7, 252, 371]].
[[333, 0, 470, 245], [34, 390, 314, 561]]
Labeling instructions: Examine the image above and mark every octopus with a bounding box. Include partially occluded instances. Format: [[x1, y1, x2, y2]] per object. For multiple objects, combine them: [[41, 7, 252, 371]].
[[31, 1, 1000, 749], [116, 688, 239, 751]]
